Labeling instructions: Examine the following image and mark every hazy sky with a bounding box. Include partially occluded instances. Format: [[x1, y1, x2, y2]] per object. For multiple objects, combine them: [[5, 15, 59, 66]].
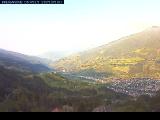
[[0, 0, 160, 55]]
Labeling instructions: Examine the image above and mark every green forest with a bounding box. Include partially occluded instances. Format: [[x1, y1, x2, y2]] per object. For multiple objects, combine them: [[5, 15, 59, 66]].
[[1, 65, 160, 112]]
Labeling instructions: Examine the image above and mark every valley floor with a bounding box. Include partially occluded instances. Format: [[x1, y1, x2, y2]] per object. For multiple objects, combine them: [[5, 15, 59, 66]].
[[61, 73, 160, 97]]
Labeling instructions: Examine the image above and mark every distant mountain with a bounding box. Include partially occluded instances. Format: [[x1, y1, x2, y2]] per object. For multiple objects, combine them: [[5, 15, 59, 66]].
[[53, 26, 160, 78], [0, 49, 52, 73], [39, 51, 74, 62]]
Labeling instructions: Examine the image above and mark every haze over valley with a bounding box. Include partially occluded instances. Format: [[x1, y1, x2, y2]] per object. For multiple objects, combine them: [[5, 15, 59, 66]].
[[1, 26, 160, 112], [1, 0, 160, 112]]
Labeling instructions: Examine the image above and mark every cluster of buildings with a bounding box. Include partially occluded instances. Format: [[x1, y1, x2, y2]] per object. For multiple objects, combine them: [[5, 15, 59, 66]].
[[106, 78, 160, 97]]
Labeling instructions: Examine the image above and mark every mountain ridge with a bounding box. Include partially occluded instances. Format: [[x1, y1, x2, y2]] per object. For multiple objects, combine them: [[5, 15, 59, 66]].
[[53, 27, 160, 78]]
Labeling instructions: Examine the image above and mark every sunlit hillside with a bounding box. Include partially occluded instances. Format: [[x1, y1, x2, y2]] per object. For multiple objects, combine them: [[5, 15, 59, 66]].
[[53, 27, 160, 78]]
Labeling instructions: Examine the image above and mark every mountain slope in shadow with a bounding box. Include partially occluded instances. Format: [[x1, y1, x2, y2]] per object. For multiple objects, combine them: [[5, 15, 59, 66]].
[[0, 49, 52, 73]]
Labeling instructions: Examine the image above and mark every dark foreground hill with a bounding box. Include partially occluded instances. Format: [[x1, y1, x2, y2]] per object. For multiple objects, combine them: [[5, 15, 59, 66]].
[[0, 65, 131, 112], [1, 65, 160, 112]]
